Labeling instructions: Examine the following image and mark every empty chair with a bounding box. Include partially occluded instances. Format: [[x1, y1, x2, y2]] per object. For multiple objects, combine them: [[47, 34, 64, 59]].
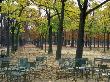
[[75, 58, 88, 67], [7, 58, 29, 82], [35, 56, 47, 69], [0, 50, 6, 58], [94, 58, 102, 66], [8, 67, 27, 82], [18, 58, 29, 69], [58, 58, 72, 69]]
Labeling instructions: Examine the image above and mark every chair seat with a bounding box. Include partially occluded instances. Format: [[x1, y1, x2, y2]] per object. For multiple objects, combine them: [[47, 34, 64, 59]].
[[11, 71, 25, 76], [75, 66, 85, 70]]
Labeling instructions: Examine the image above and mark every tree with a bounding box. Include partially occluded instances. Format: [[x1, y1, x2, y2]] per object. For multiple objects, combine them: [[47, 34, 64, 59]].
[[96, 2, 110, 51], [76, 0, 110, 58], [56, 0, 66, 60]]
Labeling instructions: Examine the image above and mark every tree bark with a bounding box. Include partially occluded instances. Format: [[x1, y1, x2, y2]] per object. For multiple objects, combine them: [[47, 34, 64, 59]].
[[6, 18, 10, 56], [44, 34, 46, 52], [46, 9, 53, 54], [56, 0, 65, 60], [104, 31, 106, 52], [89, 37, 92, 50], [11, 26, 15, 52], [76, 11, 86, 58], [94, 37, 95, 48], [97, 34, 99, 48], [16, 24, 20, 50], [107, 32, 109, 50], [48, 25, 53, 54], [0, 14, 3, 47], [85, 34, 88, 48], [71, 30, 74, 47], [40, 34, 43, 50]]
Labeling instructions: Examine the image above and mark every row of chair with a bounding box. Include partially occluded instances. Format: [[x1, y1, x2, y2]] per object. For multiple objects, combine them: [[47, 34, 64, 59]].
[[1, 55, 110, 82], [0, 56, 47, 82], [56, 57, 110, 82]]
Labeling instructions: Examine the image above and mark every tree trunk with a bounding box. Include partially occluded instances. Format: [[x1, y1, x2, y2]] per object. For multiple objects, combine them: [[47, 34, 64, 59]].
[[47, 11, 53, 54], [107, 32, 109, 50], [16, 25, 20, 51], [76, 11, 86, 58], [0, 12, 2, 47], [48, 26, 53, 54], [44, 34, 46, 52], [97, 35, 99, 48], [89, 37, 92, 50], [104, 31, 106, 52], [71, 30, 74, 47], [71, 38, 74, 47], [11, 26, 15, 52], [94, 37, 95, 48], [56, 0, 65, 60], [6, 18, 10, 56], [40, 35, 43, 50], [64, 39, 67, 46], [46, 9, 53, 54], [85, 34, 88, 48]]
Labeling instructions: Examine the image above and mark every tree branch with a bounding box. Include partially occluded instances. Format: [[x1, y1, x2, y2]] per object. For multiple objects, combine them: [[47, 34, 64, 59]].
[[83, 0, 88, 11], [18, 5, 26, 17], [9, 8, 19, 15], [50, 12, 61, 19], [45, 8, 49, 17], [30, 0, 61, 21], [86, 0, 110, 15], [54, 8, 61, 21], [77, 0, 82, 11], [64, 9, 74, 13], [30, 0, 54, 10]]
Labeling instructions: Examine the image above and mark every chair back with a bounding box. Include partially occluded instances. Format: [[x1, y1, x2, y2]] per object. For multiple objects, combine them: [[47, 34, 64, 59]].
[[0, 50, 6, 57], [59, 58, 72, 69], [75, 58, 88, 67], [94, 58, 102, 66], [36, 56, 47, 65], [102, 58, 110, 63], [18, 58, 29, 69]]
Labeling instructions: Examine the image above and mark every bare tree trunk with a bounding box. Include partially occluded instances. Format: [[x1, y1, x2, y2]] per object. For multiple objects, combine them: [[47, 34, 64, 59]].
[[107, 32, 109, 50], [48, 25, 53, 54], [104, 31, 106, 52], [85, 34, 88, 48], [16, 25, 20, 50], [71, 30, 74, 47], [44, 34, 46, 52], [46, 9, 53, 54], [89, 37, 92, 50], [94, 37, 95, 48], [97, 35, 99, 48], [56, 0, 65, 60], [11, 26, 15, 52], [76, 11, 86, 58], [6, 18, 10, 56]]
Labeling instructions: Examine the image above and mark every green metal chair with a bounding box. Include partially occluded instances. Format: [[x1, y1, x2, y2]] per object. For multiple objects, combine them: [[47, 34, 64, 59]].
[[35, 56, 47, 69], [7, 58, 30, 82]]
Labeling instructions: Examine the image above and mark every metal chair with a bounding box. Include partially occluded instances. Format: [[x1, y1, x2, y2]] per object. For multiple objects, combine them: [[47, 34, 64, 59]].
[[94, 58, 102, 66], [57, 58, 73, 80], [18, 58, 30, 69], [0, 61, 6, 82], [35, 56, 47, 69], [8, 67, 27, 82], [7, 58, 30, 82]]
